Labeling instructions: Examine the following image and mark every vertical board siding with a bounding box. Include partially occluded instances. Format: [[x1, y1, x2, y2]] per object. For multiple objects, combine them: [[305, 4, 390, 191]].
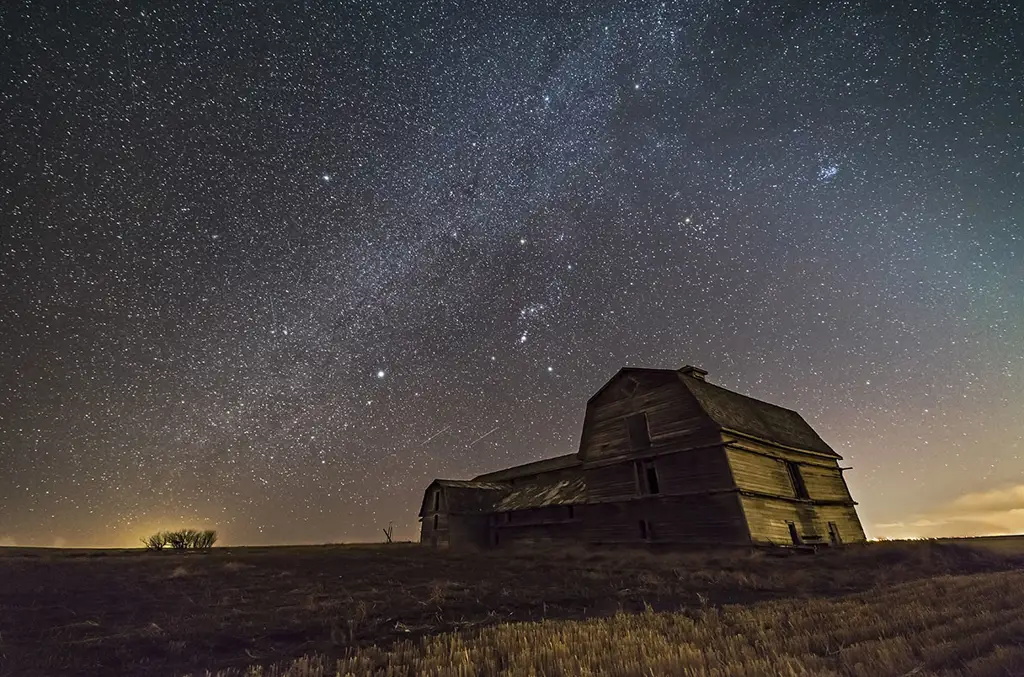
[[580, 494, 749, 545], [584, 463, 640, 501], [655, 447, 735, 493], [740, 495, 866, 545], [581, 373, 719, 462], [584, 447, 733, 502]]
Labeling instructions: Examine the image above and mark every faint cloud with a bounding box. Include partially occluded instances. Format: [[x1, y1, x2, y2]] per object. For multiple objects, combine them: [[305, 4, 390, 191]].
[[874, 484, 1024, 538]]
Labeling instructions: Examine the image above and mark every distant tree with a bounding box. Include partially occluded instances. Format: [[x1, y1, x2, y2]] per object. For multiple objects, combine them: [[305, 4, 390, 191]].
[[143, 529, 217, 551]]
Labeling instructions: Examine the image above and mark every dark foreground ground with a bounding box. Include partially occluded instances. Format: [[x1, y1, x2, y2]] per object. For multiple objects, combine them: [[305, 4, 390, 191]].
[[1, 538, 1022, 677]]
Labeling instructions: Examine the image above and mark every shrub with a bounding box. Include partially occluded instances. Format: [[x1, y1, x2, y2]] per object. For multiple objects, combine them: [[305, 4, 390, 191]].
[[143, 529, 217, 551], [141, 532, 168, 550]]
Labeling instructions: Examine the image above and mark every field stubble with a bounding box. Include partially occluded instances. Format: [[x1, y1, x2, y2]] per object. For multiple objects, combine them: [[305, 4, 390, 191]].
[[0, 539, 1022, 676]]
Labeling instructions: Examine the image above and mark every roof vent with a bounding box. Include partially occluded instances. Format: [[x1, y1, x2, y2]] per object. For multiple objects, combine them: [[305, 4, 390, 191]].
[[679, 365, 708, 381]]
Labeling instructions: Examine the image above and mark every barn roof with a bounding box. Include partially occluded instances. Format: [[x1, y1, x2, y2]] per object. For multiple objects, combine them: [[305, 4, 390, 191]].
[[586, 366, 839, 458], [676, 370, 838, 457], [419, 479, 509, 516], [473, 453, 580, 482], [494, 476, 587, 511]]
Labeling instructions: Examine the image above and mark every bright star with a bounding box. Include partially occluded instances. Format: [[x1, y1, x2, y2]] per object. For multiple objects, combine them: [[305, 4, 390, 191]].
[[376, 370, 385, 379]]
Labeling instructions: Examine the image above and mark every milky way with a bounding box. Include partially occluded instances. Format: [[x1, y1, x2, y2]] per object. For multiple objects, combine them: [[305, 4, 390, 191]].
[[2, 0, 1022, 546]]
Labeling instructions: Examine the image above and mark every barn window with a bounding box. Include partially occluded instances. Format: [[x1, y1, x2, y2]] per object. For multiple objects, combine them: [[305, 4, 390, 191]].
[[827, 522, 842, 545], [785, 461, 809, 499], [638, 519, 654, 541], [634, 460, 661, 495], [433, 514, 439, 530], [787, 521, 801, 545], [433, 490, 440, 511], [645, 464, 661, 494], [567, 505, 575, 519], [626, 413, 651, 449]]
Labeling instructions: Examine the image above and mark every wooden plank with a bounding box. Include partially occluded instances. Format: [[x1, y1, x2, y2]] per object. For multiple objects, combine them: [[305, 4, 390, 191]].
[[727, 448, 797, 498], [740, 495, 866, 545], [578, 494, 750, 545], [579, 372, 719, 462]]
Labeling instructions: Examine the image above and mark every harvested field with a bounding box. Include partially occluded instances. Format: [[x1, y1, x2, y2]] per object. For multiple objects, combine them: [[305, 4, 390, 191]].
[[208, 570, 1024, 677], [0, 539, 1022, 676]]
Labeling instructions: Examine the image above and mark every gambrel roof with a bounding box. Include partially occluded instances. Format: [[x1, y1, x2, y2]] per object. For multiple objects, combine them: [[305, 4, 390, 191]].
[[677, 371, 838, 457], [587, 366, 840, 458]]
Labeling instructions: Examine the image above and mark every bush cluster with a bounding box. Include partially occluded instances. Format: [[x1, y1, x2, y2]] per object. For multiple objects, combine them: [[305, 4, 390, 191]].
[[142, 529, 217, 550]]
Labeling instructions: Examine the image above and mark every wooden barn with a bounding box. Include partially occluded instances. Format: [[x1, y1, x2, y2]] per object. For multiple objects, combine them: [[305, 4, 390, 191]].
[[419, 365, 866, 549]]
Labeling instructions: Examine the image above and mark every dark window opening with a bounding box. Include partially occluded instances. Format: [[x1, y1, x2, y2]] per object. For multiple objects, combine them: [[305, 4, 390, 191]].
[[786, 461, 809, 499], [567, 505, 575, 519], [645, 465, 661, 494], [634, 460, 661, 495], [433, 514, 439, 530], [626, 413, 651, 449], [787, 521, 801, 545], [639, 519, 650, 540], [491, 531, 500, 546], [433, 490, 440, 511], [506, 511, 513, 523], [827, 521, 842, 545]]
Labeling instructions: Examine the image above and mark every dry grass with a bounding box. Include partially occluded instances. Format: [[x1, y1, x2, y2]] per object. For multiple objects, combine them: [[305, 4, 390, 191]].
[[1, 539, 1022, 676], [204, 570, 1024, 677]]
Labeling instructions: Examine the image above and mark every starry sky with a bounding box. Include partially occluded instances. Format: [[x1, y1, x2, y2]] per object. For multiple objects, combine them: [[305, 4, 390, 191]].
[[1, 0, 1022, 548]]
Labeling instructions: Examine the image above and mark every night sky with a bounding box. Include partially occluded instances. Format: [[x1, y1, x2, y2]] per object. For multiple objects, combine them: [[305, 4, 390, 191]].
[[2, 0, 1021, 548]]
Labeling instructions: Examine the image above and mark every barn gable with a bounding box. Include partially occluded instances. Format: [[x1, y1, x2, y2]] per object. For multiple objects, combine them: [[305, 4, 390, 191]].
[[578, 368, 720, 462], [418, 479, 509, 517]]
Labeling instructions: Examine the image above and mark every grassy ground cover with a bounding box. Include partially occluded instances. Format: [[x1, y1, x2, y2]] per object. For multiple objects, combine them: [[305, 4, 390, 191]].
[[206, 570, 1024, 677], [0, 539, 1021, 676]]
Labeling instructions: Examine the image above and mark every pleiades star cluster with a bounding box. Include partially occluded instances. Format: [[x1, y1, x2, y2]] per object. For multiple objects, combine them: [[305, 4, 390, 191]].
[[1, 0, 1021, 547]]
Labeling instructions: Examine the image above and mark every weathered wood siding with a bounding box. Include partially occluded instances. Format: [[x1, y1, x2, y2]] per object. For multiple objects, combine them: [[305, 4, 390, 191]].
[[491, 505, 582, 547], [800, 464, 854, 502], [419, 510, 449, 547], [579, 493, 749, 545], [725, 448, 797, 498], [726, 444, 854, 503], [585, 446, 734, 502], [724, 434, 842, 466], [740, 495, 865, 545], [579, 372, 720, 463], [507, 466, 579, 488], [448, 514, 490, 549]]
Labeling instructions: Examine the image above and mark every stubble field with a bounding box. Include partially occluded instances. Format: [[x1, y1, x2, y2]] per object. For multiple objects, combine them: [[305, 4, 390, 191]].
[[1, 538, 1022, 677]]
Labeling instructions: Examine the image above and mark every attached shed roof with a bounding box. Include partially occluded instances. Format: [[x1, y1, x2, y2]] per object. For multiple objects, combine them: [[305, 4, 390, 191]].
[[677, 371, 838, 457], [419, 479, 510, 516], [473, 453, 581, 482], [494, 476, 587, 511]]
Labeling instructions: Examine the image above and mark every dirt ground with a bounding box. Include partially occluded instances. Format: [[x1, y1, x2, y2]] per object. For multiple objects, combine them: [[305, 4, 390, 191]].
[[1, 539, 1022, 677]]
